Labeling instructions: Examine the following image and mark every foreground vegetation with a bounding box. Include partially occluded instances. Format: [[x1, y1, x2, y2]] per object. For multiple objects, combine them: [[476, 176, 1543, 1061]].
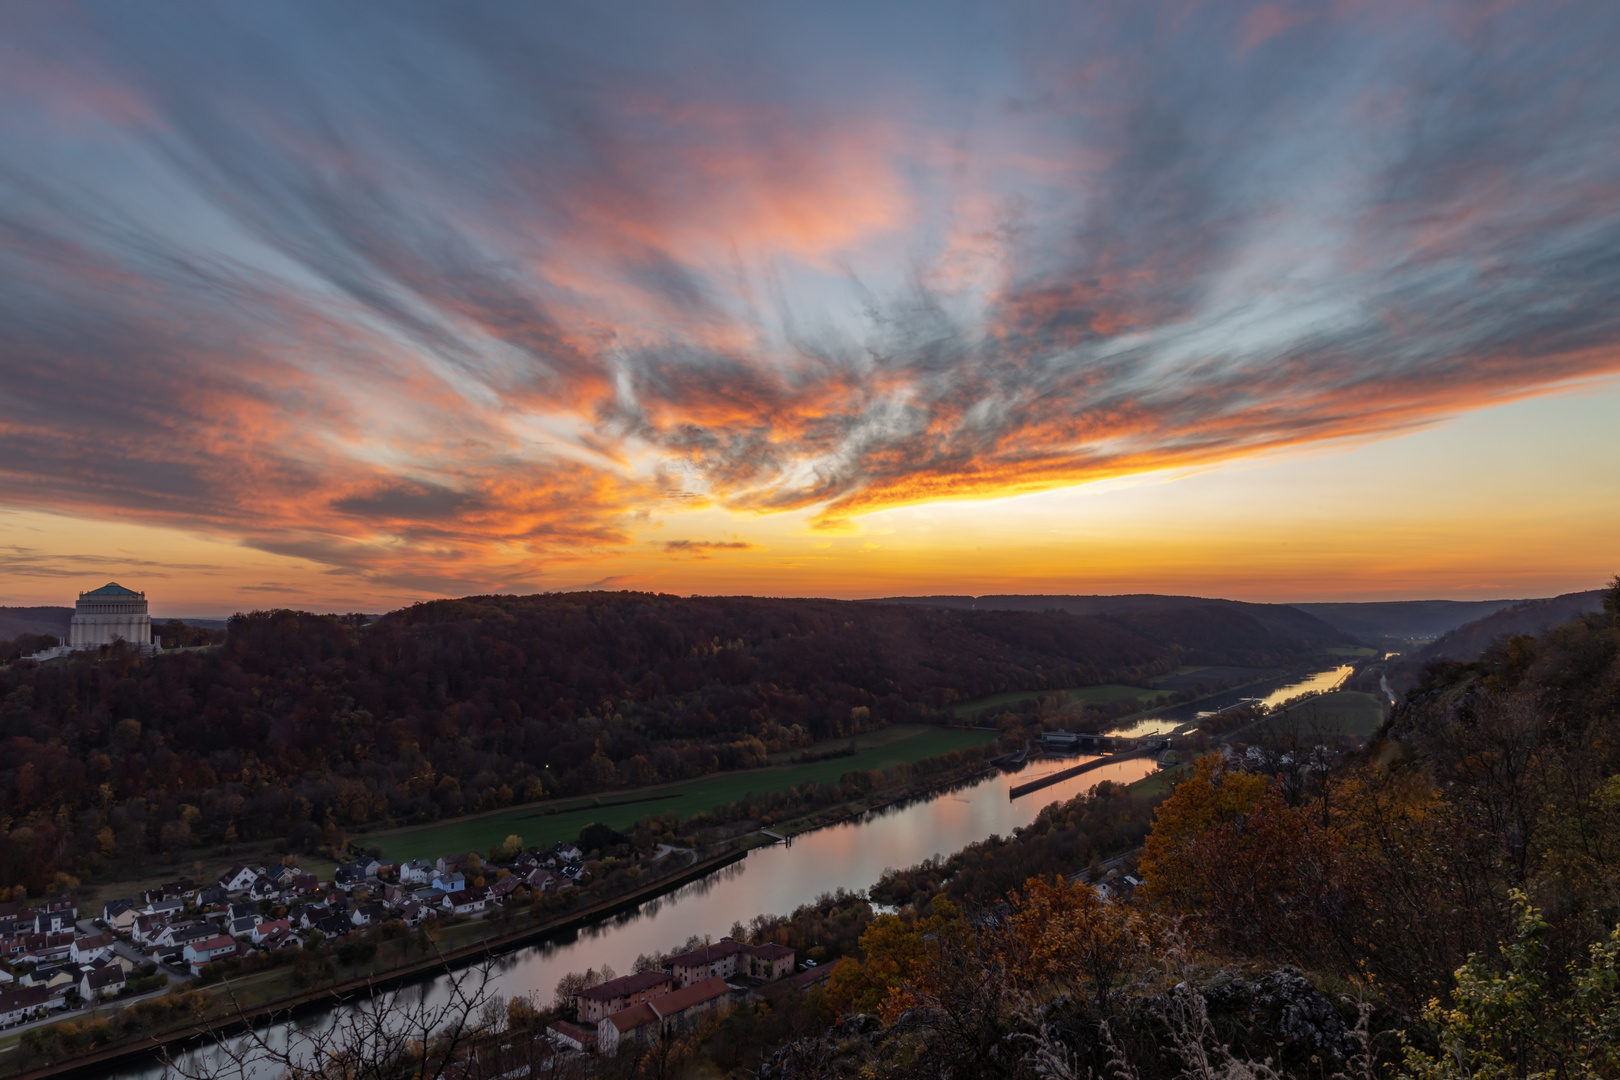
[[733, 578, 1620, 1078], [15, 573, 1616, 1078], [532, 578, 1620, 1079]]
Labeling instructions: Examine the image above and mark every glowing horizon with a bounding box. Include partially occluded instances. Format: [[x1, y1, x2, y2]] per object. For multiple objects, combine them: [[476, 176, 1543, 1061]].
[[3, 2, 1618, 613]]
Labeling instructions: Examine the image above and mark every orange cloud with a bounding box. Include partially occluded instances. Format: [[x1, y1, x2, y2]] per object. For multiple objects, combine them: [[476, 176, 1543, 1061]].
[[3, 0, 1620, 600]]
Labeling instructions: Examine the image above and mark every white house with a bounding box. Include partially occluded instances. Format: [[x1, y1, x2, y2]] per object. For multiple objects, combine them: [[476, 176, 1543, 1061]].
[[398, 859, 434, 885], [251, 919, 291, 944], [159, 922, 217, 950], [218, 864, 261, 894], [546, 1020, 597, 1053], [132, 914, 170, 947], [258, 927, 300, 951], [397, 901, 434, 926], [184, 935, 237, 973], [0, 986, 50, 1028], [70, 934, 115, 965], [443, 889, 486, 916], [80, 965, 125, 1001]]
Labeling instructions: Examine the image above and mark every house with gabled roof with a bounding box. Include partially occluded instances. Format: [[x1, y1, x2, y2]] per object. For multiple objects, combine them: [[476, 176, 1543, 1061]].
[[597, 976, 735, 1056], [663, 938, 795, 986], [196, 886, 229, 909], [0, 986, 50, 1027], [219, 864, 261, 893], [70, 934, 115, 964], [251, 919, 291, 945], [574, 970, 675, 1023], [184, 935, 238, 974], [80, 964, 126, 1001], [546, 1019, 596, 1053], [597, 1002, 658, 1056], [398, 859, 434, 885], [132, 914, 170, 947], [444, 889, 486, 916], [102, 899, 137, 930]]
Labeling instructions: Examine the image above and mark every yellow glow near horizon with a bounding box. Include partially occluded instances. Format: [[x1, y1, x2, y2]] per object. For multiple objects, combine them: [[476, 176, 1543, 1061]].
[[3, 386, 1617, 614]]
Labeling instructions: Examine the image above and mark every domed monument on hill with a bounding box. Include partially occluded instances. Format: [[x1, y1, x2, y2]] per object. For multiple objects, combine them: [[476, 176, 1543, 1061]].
[[69, 582, 156, 652]]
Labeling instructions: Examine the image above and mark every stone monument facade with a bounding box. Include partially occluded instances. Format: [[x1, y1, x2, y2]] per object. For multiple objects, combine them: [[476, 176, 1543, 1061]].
[[69, 582, 155, 650]]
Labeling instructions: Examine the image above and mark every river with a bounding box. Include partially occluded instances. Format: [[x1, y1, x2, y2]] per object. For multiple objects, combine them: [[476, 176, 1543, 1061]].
[[1100, 664, 1354, 740], [109, 665, 1349, 1078]]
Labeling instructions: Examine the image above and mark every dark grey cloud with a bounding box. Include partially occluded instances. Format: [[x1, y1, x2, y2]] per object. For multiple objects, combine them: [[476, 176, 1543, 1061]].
[[0, 0, 1616, 565]]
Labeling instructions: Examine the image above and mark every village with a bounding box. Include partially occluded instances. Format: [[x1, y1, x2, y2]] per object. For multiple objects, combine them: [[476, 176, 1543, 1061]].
[[0, 838, 827, 1066]]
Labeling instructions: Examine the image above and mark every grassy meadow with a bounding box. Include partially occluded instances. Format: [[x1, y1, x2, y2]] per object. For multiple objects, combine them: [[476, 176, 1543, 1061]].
[[1250, 690, 1387, 740], [369, 724, 997, 863], [950, 683, 1160, 718]]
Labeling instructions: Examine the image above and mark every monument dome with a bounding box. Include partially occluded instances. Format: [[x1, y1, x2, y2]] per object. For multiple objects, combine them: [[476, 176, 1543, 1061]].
[[70, 582, 155, 650]]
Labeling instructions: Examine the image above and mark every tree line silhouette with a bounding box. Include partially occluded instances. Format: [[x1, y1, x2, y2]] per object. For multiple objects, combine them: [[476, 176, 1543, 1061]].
[[0, 590, 1341, 893]]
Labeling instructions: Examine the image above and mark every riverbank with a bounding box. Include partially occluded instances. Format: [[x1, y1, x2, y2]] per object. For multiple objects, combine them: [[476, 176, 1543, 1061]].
[[0, 848, 745, 1080], [1, 748, 1007, 1080], [365, 724, 998, 863], [1096, 660, 1352, 739]]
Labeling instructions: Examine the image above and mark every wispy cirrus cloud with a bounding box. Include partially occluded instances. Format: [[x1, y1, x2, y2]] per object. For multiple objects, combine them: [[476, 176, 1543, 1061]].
[[0, 0, 1617, 588], [661, 540, 761, 559]]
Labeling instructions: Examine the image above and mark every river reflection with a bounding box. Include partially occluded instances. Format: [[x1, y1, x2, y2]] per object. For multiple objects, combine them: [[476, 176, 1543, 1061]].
[[110, 672, 1358, 1078], [111, 753, 1157, 1079], [1100, 664, 1353, 740]]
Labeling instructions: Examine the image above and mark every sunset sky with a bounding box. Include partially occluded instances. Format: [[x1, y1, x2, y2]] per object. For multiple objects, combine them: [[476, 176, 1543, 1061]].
[[2, 2, 1617, 615]]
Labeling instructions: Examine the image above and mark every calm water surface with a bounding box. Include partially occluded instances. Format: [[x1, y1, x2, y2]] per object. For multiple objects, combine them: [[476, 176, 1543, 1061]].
[[115, 666, 1350, 1076], [114, 752, 1158, 1078], [1101, 664, 1353, 739]]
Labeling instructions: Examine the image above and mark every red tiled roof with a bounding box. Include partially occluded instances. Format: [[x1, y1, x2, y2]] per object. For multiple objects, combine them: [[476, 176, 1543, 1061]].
[[603, 1002, 658, 1033], [651, 975, 731, 1017], [547, 1020, 597, 1046], [577, 969, 673, 1001], [665, 939, 745, 968], [750, 943, 794, 960]]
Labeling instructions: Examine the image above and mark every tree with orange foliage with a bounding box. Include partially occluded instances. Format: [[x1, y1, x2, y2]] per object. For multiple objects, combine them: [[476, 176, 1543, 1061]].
[[1139, 754, 1269, 912], [828, 899, 971, 1019], [1139, 753, 1342, 963], [1000, 875, 1150, 1016]]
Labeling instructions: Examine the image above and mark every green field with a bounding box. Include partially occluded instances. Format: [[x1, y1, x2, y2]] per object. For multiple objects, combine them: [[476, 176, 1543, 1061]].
[[1152, 665, 1209, 682], [370, 725, 997, 863], [950, 683, 1159, 718], [1129, 761, 1191, 800], [1251, 690, 1386, 739]]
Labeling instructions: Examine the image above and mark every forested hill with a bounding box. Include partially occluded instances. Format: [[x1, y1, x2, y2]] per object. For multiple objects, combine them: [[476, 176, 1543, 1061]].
[[1289, 597, 1524, 641], [0, 591, 1349, 892], [0, 605, 71, 640], [1385, 589, 1606, 692], [871, 593, 1346, 663]]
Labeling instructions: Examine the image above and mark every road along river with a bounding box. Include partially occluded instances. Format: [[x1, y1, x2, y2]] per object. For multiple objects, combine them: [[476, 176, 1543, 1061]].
[[109, 666, 1348, 1079]]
